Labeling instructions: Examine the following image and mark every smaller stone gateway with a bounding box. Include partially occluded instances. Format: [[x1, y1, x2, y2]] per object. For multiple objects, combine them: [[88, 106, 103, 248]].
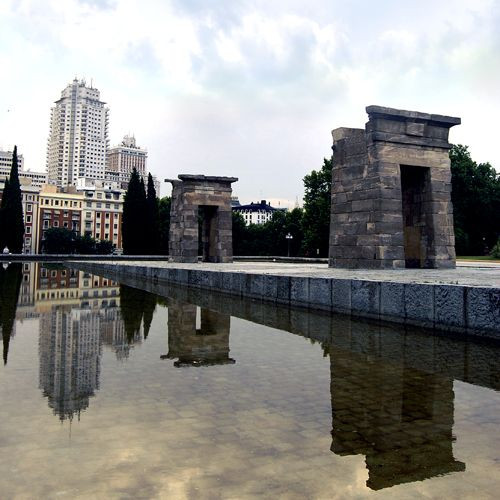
[[329, 105, 460, 269], [167, 174, 238, 263]]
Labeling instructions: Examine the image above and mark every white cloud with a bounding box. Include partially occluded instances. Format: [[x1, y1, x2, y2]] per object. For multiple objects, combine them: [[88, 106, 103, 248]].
[[0, 0, 498, 200]]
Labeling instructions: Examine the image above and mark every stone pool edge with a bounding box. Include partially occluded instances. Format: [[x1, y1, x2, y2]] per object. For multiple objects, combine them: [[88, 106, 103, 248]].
[[68, 261, 499, 339]]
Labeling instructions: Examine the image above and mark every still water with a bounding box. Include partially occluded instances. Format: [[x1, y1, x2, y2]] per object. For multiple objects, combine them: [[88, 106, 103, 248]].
[[0, 262, 499, 499]]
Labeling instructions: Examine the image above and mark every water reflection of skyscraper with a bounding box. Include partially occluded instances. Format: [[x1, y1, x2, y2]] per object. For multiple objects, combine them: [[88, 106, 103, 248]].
[[327, 345, 465, 490], [34, 267, 154, 421], [162, 300, 235, 367]]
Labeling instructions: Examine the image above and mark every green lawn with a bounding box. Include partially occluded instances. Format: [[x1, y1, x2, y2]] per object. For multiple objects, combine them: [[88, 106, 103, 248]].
[[457, 255, 500, 262]]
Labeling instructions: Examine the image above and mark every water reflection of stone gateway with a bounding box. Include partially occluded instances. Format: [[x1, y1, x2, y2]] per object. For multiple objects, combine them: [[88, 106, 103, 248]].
[[166, 175, 238, 263], [329, 106, 461, 269], [161, 300, 235, 367]]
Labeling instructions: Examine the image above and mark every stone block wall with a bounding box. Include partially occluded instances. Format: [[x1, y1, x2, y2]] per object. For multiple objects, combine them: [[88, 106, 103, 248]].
[[329, 106, 460, 269]]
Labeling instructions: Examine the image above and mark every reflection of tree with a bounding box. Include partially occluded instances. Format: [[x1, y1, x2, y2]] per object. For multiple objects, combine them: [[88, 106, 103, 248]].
[[0, 263, 22, 365], [119, 284, 157, 342]]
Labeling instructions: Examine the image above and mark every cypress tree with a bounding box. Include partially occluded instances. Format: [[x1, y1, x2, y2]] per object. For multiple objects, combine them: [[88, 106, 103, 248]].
[[122, 168, 147, 255], [4, 147, 24, 253], [0, 178, 10, 251], [139, 177, 147, 254], [146, 173, 160, 254]]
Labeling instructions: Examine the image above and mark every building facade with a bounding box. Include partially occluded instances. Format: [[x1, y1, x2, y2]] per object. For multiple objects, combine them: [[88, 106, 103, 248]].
[[232, 200, 283, 225], [0, 149, 23, 171], [106, 135, 160, 194], [76, 178, 124, 251], [0, 166, 47, 188], [46, 79, 109, 187], [37, 185, 83, 252]]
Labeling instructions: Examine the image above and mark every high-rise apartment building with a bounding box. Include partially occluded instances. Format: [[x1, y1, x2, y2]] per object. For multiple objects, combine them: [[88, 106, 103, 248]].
[[106, 135, 147, 187], [46, 79, 109, 187]]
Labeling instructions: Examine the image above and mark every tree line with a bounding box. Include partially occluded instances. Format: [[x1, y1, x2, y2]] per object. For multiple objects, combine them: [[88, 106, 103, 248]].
[[0, 144, 497, 257], [232, 147, 499, 258]]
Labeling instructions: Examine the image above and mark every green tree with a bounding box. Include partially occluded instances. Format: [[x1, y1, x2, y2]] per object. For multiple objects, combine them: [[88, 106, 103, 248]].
[[301, 158, 332, 257], [158, 196, 171, 255], [450, 145, 500, 255], [1, 147, 25, 253], [96, 239, 114, 255], [43, 227, 75, 254], [74, 233, 96, 254], [146, 173, 160, 254], [0, 178, 10, 250], [122, 168, 147, 255], [232, 212, 247, 256]]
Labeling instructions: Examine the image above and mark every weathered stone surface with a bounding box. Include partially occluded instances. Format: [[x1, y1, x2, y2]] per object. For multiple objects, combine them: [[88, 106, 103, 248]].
[[435, 285, 465, 330], [466, 287, 500, 337], [351, 280, 380, 317], [263, 274, 278, 301], [404, 283, 434, 326], [331, 279, 351, 312], [290, 277, 309, 305], [380, 282, 405, 321], [309, 278, 332, 310], [329, 105, 459, 270], [276, 276, 291, 304]]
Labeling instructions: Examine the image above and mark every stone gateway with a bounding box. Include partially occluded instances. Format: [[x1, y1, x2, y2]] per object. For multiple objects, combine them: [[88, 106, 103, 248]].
[[329, 105, 460, 269], [167, 174, 238, 263]]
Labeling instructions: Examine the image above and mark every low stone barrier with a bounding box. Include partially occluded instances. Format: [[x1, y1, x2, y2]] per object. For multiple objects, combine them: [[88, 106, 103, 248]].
[[69, 261, 500, 339]]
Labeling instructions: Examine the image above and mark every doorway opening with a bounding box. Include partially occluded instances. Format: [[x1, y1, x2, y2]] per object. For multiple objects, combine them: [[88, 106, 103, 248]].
[[400, 165, 431, 268], [198, 205, 218, 262]]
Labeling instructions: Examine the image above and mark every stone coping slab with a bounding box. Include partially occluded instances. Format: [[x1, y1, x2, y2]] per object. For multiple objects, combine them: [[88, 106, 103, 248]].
[[68, 261, 500, 338]]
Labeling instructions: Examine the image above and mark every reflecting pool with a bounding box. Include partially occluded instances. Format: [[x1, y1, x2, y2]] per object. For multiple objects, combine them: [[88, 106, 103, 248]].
[[0, 262, 499, 498]]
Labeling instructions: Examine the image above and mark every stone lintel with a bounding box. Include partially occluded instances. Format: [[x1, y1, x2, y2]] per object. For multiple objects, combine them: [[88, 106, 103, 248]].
[[177, 174, 238, 184], [366, 105, 461, 127]]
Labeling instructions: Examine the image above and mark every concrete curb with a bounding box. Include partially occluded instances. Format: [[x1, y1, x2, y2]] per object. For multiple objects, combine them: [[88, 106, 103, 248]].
[[68, 261, 500, 339]]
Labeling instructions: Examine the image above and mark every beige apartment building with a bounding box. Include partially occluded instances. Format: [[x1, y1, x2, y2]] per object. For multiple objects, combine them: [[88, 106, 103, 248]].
[[36, 181, 125, 253], [76, 179, 124, 251]]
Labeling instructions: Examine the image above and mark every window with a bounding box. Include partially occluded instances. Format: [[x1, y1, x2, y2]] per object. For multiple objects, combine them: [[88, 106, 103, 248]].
[[26, 215, 32, 223], [53, 220, 59, 227], [43, 220, 49, 229], [105, 203, 110, 209], [86, 201, 92, 207], [26, 226, 31, 234], [63, 222, 68, 228], [105, 213, 110, 219], [27, 204, 32, 212]]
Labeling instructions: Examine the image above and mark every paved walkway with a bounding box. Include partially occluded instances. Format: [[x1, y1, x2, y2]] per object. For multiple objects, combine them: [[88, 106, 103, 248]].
[[82, 260, 500, 288]]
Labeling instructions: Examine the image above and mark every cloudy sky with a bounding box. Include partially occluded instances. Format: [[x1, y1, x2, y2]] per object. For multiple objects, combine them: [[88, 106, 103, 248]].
[[0, 0, 498, 203]]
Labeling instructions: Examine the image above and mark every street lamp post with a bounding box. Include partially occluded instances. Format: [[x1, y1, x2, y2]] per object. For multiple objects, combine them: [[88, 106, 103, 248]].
[[285, 233, 293, 257]]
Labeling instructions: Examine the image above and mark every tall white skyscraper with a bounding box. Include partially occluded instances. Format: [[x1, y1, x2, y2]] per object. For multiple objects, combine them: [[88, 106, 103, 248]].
[[46, 79, 109, 186]]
